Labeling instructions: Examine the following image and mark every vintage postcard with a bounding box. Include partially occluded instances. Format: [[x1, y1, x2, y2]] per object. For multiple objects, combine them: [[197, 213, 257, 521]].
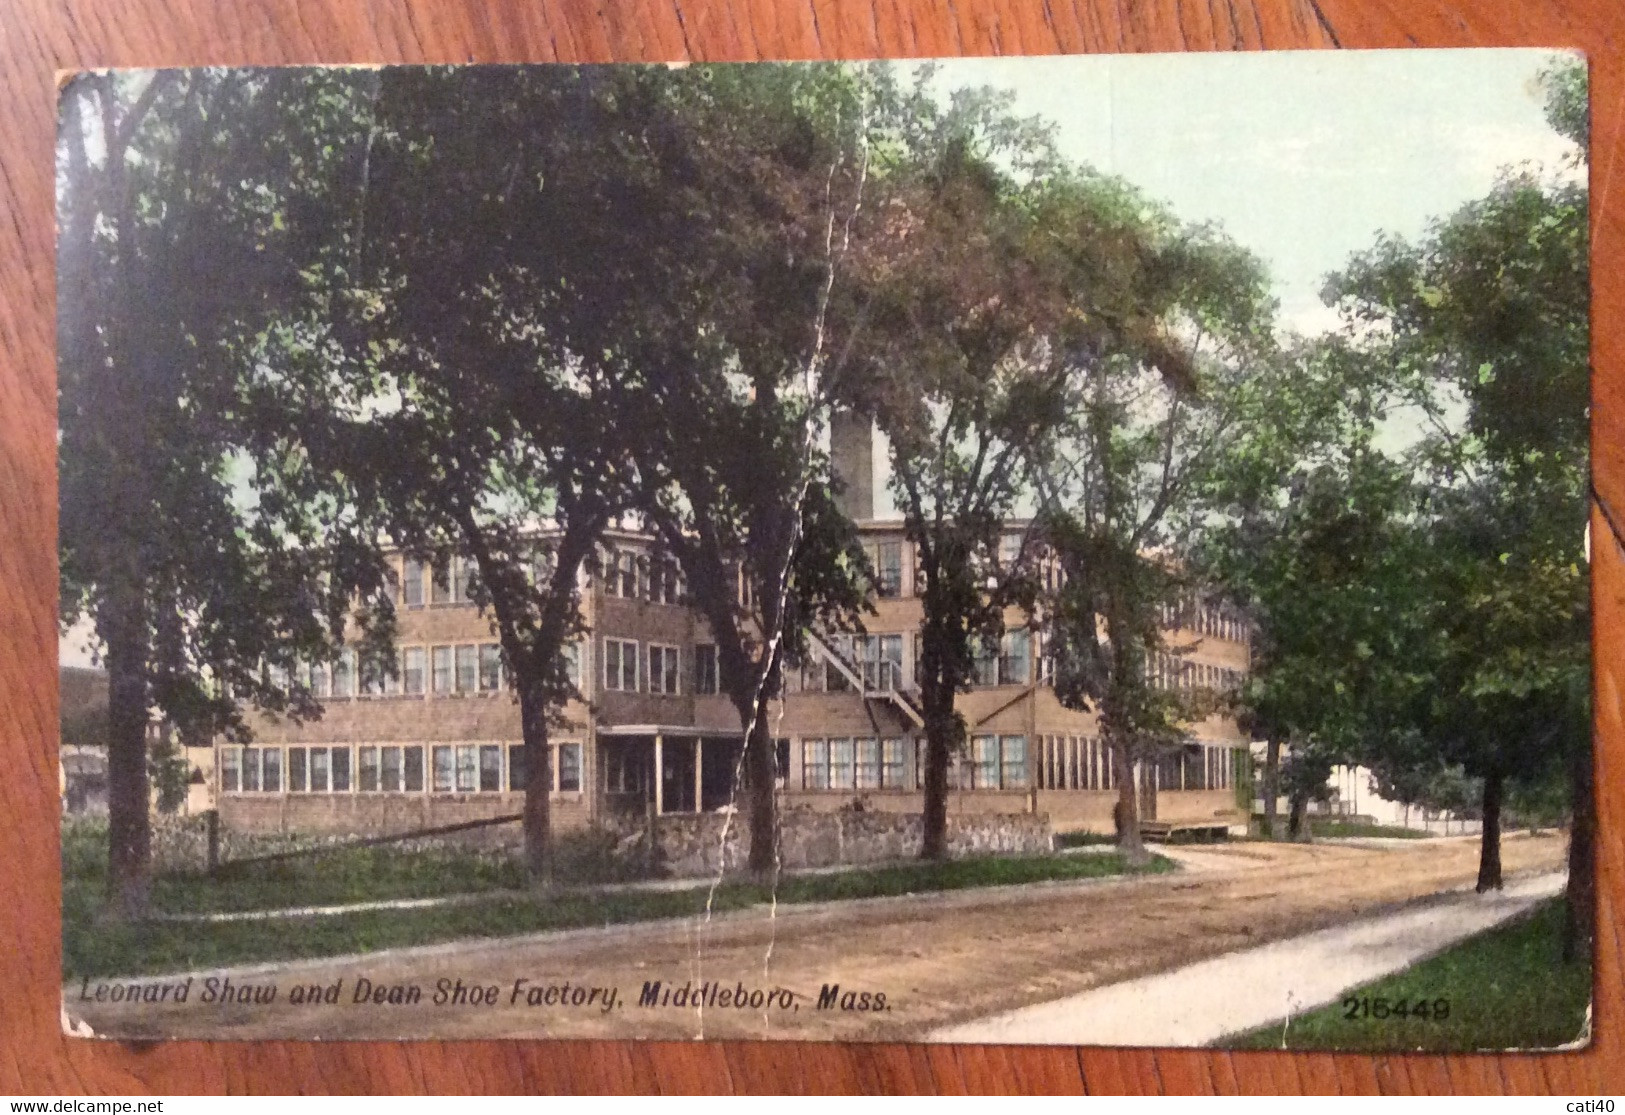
[[57, 50, 1592, 1048]]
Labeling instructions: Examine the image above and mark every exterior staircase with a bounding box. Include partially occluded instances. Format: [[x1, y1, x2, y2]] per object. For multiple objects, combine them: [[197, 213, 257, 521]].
[[804, 629, 926, 728]]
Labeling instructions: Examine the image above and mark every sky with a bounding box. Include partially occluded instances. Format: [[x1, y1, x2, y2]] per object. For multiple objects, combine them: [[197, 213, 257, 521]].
[[921, 49, 1581, 335]]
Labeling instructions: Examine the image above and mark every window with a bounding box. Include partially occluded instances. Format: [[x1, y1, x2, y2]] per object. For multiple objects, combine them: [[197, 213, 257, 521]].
[[403, 746, 424, 792], [999, 532, 1023, 569], [331, 746, 351, 792], [855, 738, 881, 789], [801, 739, 829, 790], [309, 747, 330, 792], [260, 748, 281, 792], [456, 745, 478, 792], [558, 743, 582, 792], [307, 661, 330, 699], [455, 557, 477, 604], [380, 746, 402, 791], [970, 736, 999, 789], [359, 746, 379, 792], [648, 644, 681, 695], [1001, 735, 1028, 789], [972, 636, 999, 687], [505, 742, 582, 793], [479, 744, 503, 792], [287, 747, 307, 792], [805, 737, 908, 790], [563, 641, 582, 690], [648, 557, 682, 604], [402, 558, 425, 608], [882, 738, 906, 788], [403, 647, 426, 696], [432, 646, 453, 695], [332, 649, 356, 698], [430, 560, 454, 605], [604, 638, 639, 692], [361, 656, 387, 698], [455, 645, 477, 694], [957, 735, 1028, 790], [479, 644, 502, 693], [609, 550, 639, 599], [693, 644, 719, 695], [872, 541, 903, 597], [999, 630, 1031, 686], [426, 744, 507, 793], [857, 634, 904, 690]]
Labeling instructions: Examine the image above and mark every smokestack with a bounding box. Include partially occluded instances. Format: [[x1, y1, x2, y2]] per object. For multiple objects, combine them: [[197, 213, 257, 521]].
[[829, 410, 874, 521]]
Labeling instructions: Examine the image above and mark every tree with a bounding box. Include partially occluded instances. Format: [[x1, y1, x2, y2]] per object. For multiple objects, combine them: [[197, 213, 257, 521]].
[[851, 105, 1075, 861], [58, 70, 396, 917], [309, 66, 690, 888], [616, 63, 882, 876], [1038, 194, 1277, 862], [1322, 57, 1588, 913]]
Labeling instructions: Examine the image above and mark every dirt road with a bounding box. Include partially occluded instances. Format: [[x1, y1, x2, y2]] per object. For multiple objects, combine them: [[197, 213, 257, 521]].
[[67, 833, 1567, 1042]]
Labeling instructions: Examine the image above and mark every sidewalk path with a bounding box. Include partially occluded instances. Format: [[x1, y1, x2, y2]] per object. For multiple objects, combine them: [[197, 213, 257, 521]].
[[926, 870, 1565, 1046]]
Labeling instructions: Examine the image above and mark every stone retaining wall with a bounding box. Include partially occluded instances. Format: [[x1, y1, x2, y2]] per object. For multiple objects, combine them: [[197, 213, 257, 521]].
[[641, 808, 1053, 878]]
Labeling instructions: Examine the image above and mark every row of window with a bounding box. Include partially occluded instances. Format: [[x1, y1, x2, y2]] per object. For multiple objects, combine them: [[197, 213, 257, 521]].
[[1157, 598, 1250, 644], [282, 637, 1237, 706], [601, 640, 720, 695], [601, 549, 686, 605], [1033, 735, 1118, 791], [283, 643, 576, 700], [791, 631, 1042, 694], [1146, 653, 1245, 694], [388, 543, 1246, 651], [395, 547, 691, 612], [220, 742, 583, 795], [1033, 736, 1238, 792], [282, 638, 728, 702], [1147, 744, 1238, 792], [799, 735, 1030, 792]]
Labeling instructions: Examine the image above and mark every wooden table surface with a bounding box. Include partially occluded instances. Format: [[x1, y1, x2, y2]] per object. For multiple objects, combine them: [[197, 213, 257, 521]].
[[2, 0, 1621, 1095]]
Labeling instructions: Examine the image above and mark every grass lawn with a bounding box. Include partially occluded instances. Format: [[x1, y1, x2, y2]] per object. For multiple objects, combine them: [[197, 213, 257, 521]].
[[1055, 831, 1118, 848], [1309, 819, 1431, 840], [64, 836, 1173, 980], [1221, 898, 1591, 1051]]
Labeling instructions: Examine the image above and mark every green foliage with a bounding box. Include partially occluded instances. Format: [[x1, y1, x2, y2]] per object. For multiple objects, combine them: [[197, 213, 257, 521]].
[[58, 70, 398, 743], [1539, 56, 1588, 155], [147, 734, 190, 816]]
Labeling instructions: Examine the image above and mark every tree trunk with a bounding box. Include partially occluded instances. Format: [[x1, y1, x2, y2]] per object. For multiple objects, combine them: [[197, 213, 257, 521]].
[[1563, 739, 1595, 964], [102, 590, 151, 920], [1111, 738, 1148, 865], [1476, 770, 1504, 893], [1261, 736, 1281, 839], [744, 697, 778, 877], [1286, 793, 1308, 842], [919, 682, 957, 861], [518, 684, 554, 890]]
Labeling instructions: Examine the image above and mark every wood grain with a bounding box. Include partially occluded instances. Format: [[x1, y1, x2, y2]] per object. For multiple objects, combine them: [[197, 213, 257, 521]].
[[3, 0, 1621, 1094]]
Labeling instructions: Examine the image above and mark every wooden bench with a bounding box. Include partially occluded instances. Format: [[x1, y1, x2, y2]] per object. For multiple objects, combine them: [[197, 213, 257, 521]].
[[1139, 817, 1237, 844]]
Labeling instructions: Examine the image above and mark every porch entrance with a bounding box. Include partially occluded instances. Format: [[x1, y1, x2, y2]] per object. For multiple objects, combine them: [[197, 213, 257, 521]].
[[600, 731, 744, 817]]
